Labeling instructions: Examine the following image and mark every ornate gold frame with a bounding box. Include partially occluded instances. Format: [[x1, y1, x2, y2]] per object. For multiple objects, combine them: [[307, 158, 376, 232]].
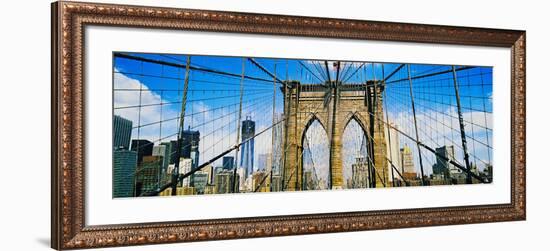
[[51, 1, 526, 249]]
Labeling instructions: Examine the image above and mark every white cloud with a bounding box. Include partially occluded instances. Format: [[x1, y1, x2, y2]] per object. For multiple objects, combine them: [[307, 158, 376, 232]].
[[114, 72, 179, 143], [113, 72, 294, 175], [114, 72, 240, 167], [386, 106, 493, 174], [388, 107, 493, 141]]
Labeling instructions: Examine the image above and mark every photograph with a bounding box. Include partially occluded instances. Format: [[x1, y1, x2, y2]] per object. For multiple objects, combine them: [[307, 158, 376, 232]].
[[45, 1, 529, 249], [112, 52, 494, 198]]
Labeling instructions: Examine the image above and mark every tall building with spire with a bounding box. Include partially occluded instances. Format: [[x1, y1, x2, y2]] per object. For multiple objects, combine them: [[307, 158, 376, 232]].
[[240, 117, 255, 178]]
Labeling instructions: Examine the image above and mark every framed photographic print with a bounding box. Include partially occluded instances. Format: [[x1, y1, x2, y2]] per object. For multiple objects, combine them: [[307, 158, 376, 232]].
[[51, 1, 526, 249]]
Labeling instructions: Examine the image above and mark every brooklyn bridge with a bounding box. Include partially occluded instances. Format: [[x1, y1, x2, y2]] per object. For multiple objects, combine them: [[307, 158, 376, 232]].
[[111, 52, 493, 198]]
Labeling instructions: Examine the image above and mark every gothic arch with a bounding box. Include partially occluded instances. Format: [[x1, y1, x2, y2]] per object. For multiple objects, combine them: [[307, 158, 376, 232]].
[[300, 113, 328, 145], [282, 81, 387, 190], [300, 115, 330, 190], [341, 112, 370, 138], [341, 113, 370, 189]]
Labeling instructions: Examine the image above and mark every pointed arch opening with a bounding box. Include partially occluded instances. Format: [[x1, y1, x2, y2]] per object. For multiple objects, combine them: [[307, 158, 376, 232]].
[[301, 116, 330, 190], [342, 115, 371, 189]]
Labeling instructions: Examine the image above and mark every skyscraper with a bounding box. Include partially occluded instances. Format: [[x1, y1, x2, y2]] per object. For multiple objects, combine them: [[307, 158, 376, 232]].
[[202, 164, 214, 184], [252, 171, 270, 192], [178, 158, 193, 187], [113, 115, 132, 150], [222, 156, 234, 170], [351, 156, 370, 188], [169, 141, 178, 165], [161, 142, 172, 168], [113, 149, 137, 198], [385, 123, 401, 181], [400, 145, 417, 179], [237, 167, 247, 191], [170, 129, 200, 168], [182, 129, 200, 168], [191, 171, 209, 194], [432, 145, 456, 179], [257, 153, 272, 172], [152, 143, 170, 173], [240, 117, 255, 177], [214, 170, 239, 194], [131, 139, 153, 164], [134, 155, 162, 196]]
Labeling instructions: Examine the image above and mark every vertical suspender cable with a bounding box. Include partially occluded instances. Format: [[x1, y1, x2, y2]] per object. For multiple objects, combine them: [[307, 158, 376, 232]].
[[171, 56, 191, 195], [451, 66, 473, 184], [232, 58, 246, 192], [407, 64, 426, 186]]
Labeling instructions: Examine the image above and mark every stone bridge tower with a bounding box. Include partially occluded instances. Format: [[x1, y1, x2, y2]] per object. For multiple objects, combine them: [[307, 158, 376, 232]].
[[281, 80, 389, 191]]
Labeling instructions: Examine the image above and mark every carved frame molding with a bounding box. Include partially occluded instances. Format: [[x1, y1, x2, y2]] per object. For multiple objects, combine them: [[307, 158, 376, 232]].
[[51, 1, 526, 249]]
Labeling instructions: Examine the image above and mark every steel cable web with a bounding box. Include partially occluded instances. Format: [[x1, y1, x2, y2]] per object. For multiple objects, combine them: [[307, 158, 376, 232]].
[[111, 53, 493, 198]]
